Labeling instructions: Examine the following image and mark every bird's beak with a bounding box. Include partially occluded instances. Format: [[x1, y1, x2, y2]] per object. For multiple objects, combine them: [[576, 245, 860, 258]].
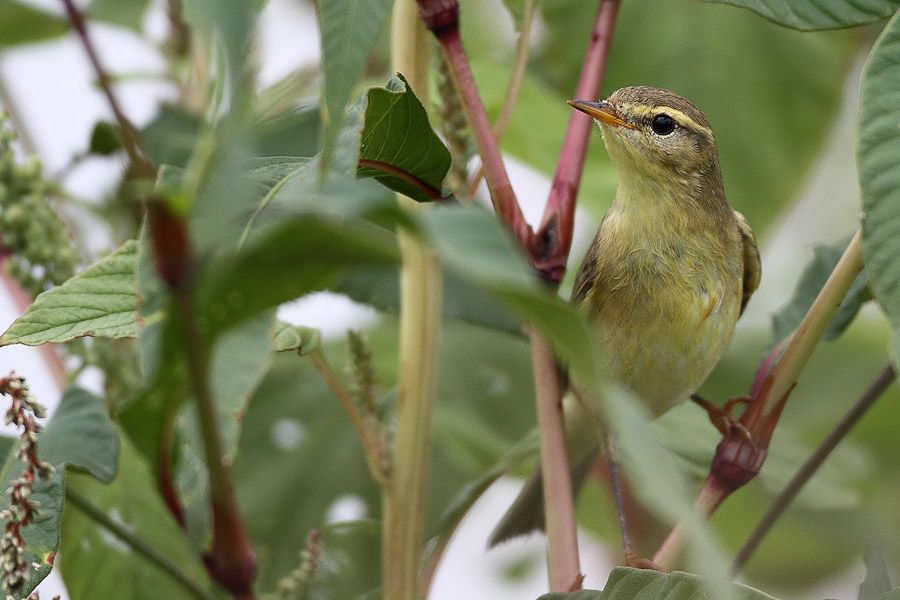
[[567, 99, 635, 129]]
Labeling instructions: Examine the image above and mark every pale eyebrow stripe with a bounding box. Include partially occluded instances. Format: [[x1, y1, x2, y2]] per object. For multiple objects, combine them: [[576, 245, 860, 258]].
[[622, 103, 714, 138]]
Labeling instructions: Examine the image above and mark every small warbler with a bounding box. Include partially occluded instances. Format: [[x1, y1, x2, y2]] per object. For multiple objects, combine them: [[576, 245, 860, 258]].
[[490, 86, 760, 546]]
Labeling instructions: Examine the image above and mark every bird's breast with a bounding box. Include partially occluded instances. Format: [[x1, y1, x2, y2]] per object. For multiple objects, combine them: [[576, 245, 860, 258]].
[[586, 209, 742, 415]]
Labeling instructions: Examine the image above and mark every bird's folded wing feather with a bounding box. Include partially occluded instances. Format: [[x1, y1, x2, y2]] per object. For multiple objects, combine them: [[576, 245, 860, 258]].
[[734, 209, 761, 316]]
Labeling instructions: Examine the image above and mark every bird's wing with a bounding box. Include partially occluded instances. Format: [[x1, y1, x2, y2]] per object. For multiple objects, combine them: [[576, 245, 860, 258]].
[[572, 227, 603, 305], [734, 209, 761, 316]]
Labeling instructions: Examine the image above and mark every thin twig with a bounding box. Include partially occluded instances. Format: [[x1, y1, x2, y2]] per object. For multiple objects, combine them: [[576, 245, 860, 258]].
[[311, 352, 390, 487], [59, 0, 155, 178], [67, 489, 216, 600], [467, 0, 536, 197], [731, 362, 897, 574]]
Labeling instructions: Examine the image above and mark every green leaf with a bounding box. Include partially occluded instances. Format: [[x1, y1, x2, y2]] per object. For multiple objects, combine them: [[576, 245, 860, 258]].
[[89, 121, 123, 156], [337, 268, 523, 336], [0, 240, 138, 346], [422, 204, 597, 384], [859, 12, 900, 352], [771, 241, 872, 346], [273, 322, 322, 355], [198, 213, 401, 335], [706, 0, 898, 31], [318, 0, 393, 168], [182, 0, 256, 106], [59, 441, 210, 600], [860, 547, 893, 600], [538, 567, 778, 599], [873, 591, 900, 600], [0, 1, 67, 48], [0, 387, 119, 597], [87, 0, 151, 31], [41, 388, 120, 484], [358, 74, 452, 201], [207, 311, 275, 460], [142, 106, 203, 169]]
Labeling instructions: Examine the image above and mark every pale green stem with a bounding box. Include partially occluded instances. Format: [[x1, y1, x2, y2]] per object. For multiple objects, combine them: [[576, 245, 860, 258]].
[[764, 227, 864, 411], [382, 2, 443, 599]]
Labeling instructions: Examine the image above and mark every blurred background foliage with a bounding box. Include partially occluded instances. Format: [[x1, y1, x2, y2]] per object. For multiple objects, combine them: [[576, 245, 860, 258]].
[[0, 0, 898, 598]]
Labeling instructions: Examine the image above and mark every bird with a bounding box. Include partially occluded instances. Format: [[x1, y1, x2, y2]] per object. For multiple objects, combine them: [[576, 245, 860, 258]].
[[489, 86, 761, 553]]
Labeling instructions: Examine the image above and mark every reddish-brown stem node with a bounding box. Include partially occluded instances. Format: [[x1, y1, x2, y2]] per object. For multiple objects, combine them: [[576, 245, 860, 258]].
[[204, 497, 257, 599], [415, 0, 459, 38], [148, 201, 192, 290]]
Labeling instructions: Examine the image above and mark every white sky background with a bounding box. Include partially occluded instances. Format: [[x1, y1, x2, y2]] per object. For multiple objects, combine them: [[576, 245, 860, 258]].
[[0, 0, 873, 598]]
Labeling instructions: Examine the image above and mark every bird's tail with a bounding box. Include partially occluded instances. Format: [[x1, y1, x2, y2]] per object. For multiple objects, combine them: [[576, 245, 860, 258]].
[[487, 394, 600, 547]]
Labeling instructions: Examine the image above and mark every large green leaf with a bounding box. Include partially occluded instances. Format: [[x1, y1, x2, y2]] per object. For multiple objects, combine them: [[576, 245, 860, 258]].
[[197, 213, 401, 335], [318, 0, 393, 167], [538, 567, 777, 599], [41, 388, 120, 484], [0, 241, 138, 346], [0, 1, 66, 48], [859, 12, 900, 359], [59, 441, 211, 600], [422, 204, 597, 384], [358, 74, 452, 201], [0, 387, 119, 598], [707, 0, 898, 30], [205, 311, 275, 460]]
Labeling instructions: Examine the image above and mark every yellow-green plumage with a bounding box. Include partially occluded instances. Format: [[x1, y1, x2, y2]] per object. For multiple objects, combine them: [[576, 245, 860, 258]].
[[490, 86, 760, 546]]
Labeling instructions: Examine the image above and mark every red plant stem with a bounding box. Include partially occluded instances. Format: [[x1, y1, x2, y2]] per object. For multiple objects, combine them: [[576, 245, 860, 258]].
[[532, 0, 621, 284], [530, 329, 582, 591], [422, 4, 532, 246], [417, 1, 621, 591]]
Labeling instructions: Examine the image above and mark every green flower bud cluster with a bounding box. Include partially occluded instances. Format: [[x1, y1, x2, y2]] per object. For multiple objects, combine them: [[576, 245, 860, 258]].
[[0, 118, 76, 298]]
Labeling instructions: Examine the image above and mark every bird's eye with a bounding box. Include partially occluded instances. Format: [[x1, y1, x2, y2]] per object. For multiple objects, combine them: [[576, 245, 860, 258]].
[[651, 114, 676, 135]]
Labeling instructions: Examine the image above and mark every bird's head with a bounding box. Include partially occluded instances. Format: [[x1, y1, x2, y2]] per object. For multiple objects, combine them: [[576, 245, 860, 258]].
[[569, 86, 720, 187]]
